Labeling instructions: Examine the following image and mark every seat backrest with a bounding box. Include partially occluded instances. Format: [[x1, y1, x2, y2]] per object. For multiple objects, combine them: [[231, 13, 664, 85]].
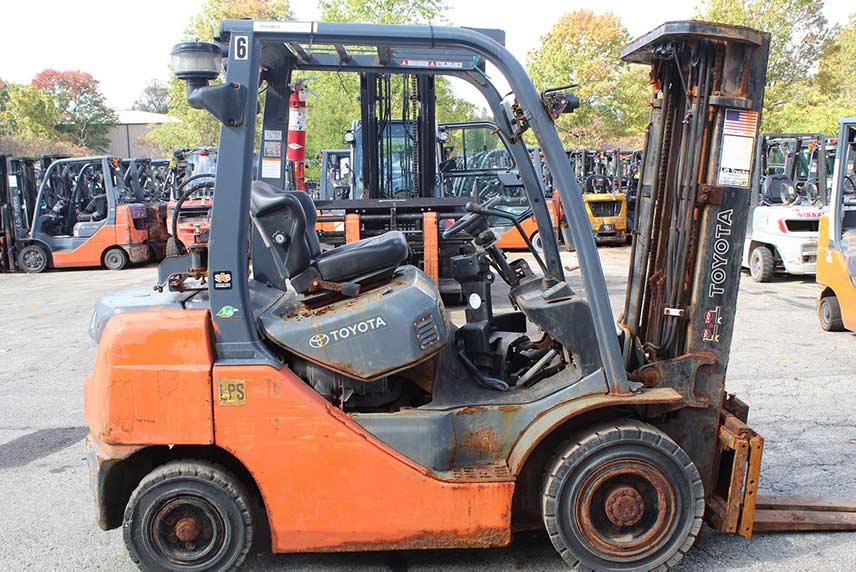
[[762, 174, 792, 204], [583, 174, 612, 194], [251, 181, 318, 285]]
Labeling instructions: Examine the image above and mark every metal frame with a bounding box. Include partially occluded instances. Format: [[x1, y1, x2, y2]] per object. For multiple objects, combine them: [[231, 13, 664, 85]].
[[207, 20, 626, 390]]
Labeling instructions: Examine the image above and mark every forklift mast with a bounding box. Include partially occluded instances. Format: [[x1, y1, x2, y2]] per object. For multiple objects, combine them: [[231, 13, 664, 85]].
[[620, 22, 771, 496], [359, 73, 437, 199]]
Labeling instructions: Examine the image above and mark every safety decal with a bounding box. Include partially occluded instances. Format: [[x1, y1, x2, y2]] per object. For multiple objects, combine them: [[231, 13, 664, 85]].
[[702, 306, 723, 343], [218, 379, 247, 406], [213, 270, 232, 290], [216, 305, 240, 319]]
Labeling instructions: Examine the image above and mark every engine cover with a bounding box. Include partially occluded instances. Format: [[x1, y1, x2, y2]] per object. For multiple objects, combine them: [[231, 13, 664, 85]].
[[259, 265, 447, 381]]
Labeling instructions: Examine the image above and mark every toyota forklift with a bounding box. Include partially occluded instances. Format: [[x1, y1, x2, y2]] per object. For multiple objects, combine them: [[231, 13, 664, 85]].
[[84, 20, 856, 572], [817, 117, 856, 332], [3, 156, 159, 272]]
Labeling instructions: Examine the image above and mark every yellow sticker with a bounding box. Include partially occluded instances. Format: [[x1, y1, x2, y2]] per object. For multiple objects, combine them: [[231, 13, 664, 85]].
[[217, 379, 247, 406]]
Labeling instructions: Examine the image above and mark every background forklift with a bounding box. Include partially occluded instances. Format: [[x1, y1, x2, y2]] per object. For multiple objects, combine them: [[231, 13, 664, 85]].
[[569, 148, 629, 245], [84, 19, 856, 572], [742, 133, 830, 282], [817, 117, 856, 332], [2, 156, 158, 272]]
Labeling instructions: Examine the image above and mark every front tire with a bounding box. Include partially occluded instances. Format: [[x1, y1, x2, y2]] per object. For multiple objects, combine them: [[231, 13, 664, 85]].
[[819, 295, 845, 332], [123, 460, 254, 572], [17, 244, 49, 273], [542, 420, 704, 571], [749, 245, 775, 282], [103, 247, 129, 270]]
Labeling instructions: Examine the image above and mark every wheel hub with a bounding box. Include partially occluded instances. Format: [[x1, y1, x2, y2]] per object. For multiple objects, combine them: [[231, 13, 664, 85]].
[[174, 517, 201, 542], [604, 485, 645, 526]]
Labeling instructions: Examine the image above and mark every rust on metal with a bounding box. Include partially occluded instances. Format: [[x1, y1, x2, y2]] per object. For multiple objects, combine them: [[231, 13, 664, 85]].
[[605, 485, 646, 527], [576, 461, 675, 557], [458, 428, 503, 457], [175, 517, 201, 542], [752, 496, 856, 533], [312, 525, 510, 552]]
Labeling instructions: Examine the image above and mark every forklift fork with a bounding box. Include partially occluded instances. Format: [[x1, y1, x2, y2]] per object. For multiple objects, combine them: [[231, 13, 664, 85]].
[[709, 400, 856, 538]]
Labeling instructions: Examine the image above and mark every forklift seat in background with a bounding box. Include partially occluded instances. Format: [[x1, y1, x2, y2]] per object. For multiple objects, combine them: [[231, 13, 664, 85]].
[[762, 174, 793, 204], [250, 181, 409, 293]]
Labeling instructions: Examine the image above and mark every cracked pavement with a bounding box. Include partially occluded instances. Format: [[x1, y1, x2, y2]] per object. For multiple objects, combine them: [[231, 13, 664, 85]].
[[1, 246, 854, 570]]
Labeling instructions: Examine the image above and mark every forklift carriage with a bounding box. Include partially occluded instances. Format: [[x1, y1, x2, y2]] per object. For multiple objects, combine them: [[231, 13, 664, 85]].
[[84, 20, 856, 571]]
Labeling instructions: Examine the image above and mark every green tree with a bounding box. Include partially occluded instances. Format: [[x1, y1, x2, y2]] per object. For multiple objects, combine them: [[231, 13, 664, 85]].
[[0, 83, 65, 140], [133, 80, 170, 114], [150, 0, 293, 153], [31, 70, 117, 150], [527, 10, 649, 147], [695, 0, 832, 131], [319, 0, 448, 25]]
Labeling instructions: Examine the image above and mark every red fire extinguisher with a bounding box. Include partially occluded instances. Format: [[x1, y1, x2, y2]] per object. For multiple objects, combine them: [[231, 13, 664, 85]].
[[287, 80, 310, 190]]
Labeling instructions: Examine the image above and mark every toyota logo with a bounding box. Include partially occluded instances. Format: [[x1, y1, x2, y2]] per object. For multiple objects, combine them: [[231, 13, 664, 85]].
[[309, 334, 330, 348]]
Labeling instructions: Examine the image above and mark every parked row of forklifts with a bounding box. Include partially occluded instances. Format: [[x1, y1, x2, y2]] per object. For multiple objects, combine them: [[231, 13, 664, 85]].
[[0, 147, 217, 273], [1, 116, 853, 336]]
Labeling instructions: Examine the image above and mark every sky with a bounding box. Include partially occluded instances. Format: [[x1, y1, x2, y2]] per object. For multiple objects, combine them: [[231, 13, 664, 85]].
[[0, 0, 852, 110]]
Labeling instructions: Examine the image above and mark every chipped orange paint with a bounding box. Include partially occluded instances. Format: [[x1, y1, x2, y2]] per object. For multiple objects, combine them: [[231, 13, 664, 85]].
[[344, 212, 361, 244], [84, 308, 214, 445], [212, 364, 514, 552]]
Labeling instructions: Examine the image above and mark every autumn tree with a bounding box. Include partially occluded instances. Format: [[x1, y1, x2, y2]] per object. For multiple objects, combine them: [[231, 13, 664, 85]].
[[695, 0, 832, 131], [150, 0, 293, 151], [527, 10, 649, 148], [31, 70, 117, 150], [133, 80, 170, 114]]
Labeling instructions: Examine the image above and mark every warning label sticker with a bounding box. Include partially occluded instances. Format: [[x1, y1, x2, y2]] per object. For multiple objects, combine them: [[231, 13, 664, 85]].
[[717, 109, 758, 188], [261, 158, 281, 178]]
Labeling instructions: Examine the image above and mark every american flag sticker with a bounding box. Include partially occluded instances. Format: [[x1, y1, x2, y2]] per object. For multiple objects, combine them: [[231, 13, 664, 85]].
[[723, 109, 759, 137]]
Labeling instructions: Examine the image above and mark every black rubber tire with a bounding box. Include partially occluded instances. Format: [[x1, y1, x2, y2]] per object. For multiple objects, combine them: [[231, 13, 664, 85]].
[[542, 420, 704, 571], [531, 231, 544, 254], [819, 295, 845, 332], [17, 243, 49, 273], [103, 247, 129, 271], [749, 245, 775, 283], [123, 460, 254, 572]]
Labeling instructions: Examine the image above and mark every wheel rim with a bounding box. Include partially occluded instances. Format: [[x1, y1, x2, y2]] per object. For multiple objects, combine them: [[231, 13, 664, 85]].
[[573, 459, 678, 561], [821, 301, 831, 326], [21, 248, 45, 271], [105, 251, 123, 268], [146, 494, 228, 568], [532, 233, 543, 252], [750, 251, 762, 279]]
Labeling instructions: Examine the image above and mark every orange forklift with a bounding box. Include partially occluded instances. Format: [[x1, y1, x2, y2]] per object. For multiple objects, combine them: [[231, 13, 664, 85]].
[[84, 20, 856, 571], [3, 156, 160, 272]]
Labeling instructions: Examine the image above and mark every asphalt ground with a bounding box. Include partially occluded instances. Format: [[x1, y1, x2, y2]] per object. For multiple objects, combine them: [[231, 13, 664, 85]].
[[1, 245, 855, 570]]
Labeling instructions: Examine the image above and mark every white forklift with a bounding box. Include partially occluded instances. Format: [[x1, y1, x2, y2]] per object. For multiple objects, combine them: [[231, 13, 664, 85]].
[[742, 133, 831, 282]]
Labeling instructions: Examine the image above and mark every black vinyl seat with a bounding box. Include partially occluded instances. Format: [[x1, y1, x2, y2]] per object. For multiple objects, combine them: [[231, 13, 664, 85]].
[[250, 181, 408, 293]]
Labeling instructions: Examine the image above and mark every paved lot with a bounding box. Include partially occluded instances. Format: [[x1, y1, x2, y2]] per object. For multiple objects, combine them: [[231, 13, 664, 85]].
[[1, 246, 855, 570]]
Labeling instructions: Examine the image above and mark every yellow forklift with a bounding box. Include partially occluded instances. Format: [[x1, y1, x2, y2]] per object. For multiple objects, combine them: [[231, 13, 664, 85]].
[[817, 117, 856, 331], [83, 20, 856, 572]]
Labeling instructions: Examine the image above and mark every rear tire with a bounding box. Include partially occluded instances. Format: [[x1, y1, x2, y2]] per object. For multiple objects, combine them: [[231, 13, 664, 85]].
[[749, 245, 775, 282], [123, 460, 254, 572], [542, 420, 704, 571], [819, 295, 845, 332], [17, 244, 49, 273], [103, 247, 129, 270]]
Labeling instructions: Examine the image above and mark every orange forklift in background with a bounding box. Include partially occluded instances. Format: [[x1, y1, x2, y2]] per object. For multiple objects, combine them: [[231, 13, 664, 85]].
[[4, 156, 160, 272], [84, 20, 856, 572]]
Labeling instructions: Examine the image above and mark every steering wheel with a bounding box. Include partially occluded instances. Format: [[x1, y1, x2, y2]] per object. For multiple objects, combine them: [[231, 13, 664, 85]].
[[442, 196, 504, 239]]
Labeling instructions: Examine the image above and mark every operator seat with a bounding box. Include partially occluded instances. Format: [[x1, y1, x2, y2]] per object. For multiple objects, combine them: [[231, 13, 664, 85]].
[[250, 181, 409, 294], [77, 193, 108, 223], [762, 174, 793, 204]]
